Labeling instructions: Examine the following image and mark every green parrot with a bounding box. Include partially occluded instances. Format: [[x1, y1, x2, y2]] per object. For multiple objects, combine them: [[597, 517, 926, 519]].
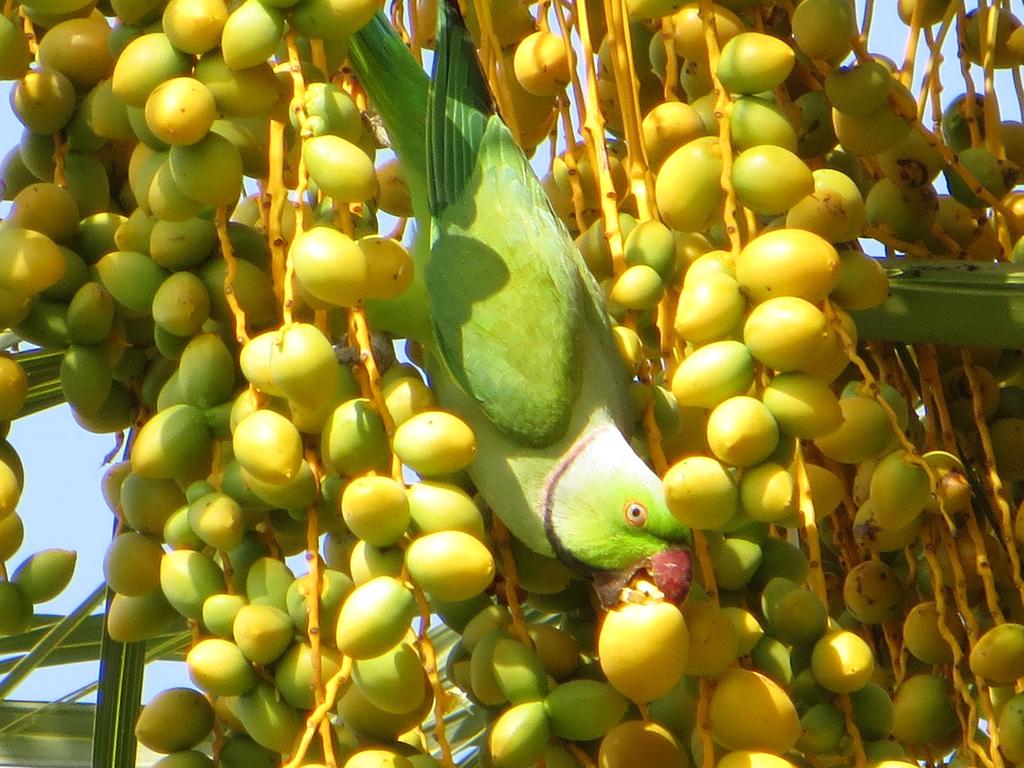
[[350, 3, 693, 605]]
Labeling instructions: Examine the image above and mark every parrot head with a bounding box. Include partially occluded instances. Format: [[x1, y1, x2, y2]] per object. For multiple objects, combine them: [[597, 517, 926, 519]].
[[542, 425, 694, 607]]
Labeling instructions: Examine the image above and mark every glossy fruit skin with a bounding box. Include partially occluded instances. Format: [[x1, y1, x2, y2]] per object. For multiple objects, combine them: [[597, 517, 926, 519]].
[[598, 600, 688, 702]]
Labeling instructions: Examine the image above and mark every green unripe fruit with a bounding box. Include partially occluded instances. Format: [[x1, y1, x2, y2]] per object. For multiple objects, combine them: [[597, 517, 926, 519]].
[[106, 589, 177, 643], [187, 638, 257, 696], [10, 549, 75, 604], [706, 396, 779, 468], [833, 102, 912, 157], [903, 601, 959, 665], [843, 559, 903, 624], [791, 0, 855, 62], [286, 568, 353, 637], [663, 455, 739, 530], [103, 532, 163, 596], [113, 33, 192, 108], [545, 680, 628, 741], [303, 82, 362, 140], [0, 17, 31, 79], [95, 251, 168, 316], [274, 640, 344, 709], [120, 473, 187, 535], [739, 462, 796, 523], [393, 410, 477, 476], [825, 60, 892, 117], [221, 0, 285, 70], [160, 549, 224, 619], [489, 701, 551, 768], [352, 641, 428, 714], [762, 372, 843, 439], [0, 581, 31, 635], [998, 692, 1024, 762], [830, 249, 889, 310], [169, 132, 243, 208], [291, 0, 382, 41], [891, 674, 958, 745], [131, 404, 213, 483], [869, 450, 931, 530], [709, 535, 762, 591], [623, 219, 678, 279], [763, 578, 828, 646], [203, 593, 247, 638], [731, 145, 813, 215], [731, 96, 798, 153], [8, 182, 79, 245], [491, 636, 548, 703], [152, 272, 211, 338], [135, 688, 214, 753], [66, 283, 114, 346], [709, 668, 800, 753], [717, 32, 795, 95], [335, 576, 417, 659], [60, 345, 113, 417], [233, 681, 301, 754], [303, 135, 378, 203]]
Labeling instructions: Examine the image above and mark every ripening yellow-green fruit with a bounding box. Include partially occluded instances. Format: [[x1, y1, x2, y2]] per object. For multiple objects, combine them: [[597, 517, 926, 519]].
[[657, 137, 724, 233], [663, 455, 739, 530], [303, 135, 378, 203], [406, 531, 495, 601], [291, 227, 371, 308], [360, 236, 414, 300], [335, 576, 417, 659], [731, 145, 814, 215], [969, 624, 1024, 684], [162, 0, 229, 54], [232, 409, 303, 485], [0, 358, 28, 422], [392, 410, 477, 476], [717, 32, 795, 95], [599, 600, 689, 702], [135, 688, 214, 754]]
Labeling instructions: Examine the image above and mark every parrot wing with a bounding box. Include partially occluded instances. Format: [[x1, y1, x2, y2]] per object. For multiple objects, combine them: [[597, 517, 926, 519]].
[[424, 0, 584, 449]]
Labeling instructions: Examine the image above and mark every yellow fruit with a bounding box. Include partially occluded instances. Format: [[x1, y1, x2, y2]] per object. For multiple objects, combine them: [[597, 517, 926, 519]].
[[599, 600, 689, 702], [709, 668, 800, 753], [811, 630, 874, 693], [335, 576, 417, 659], [599, 721, 687, 768], [970, 624, 1024, 684], [513, 31, 571, 97], [232, 409, 303, 485], [405, 531, 495, 601], [735, 229, 840, 304], [663, 455, 740, 530], [145, 77, 217, 146], [706, 396, 780, 468]]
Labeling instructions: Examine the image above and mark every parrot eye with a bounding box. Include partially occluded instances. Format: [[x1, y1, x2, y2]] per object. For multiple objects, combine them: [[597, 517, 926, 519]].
[[624, 502, 648, 527]]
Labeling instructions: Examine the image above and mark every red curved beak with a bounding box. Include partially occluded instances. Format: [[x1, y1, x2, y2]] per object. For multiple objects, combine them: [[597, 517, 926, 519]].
[[649, 547, 692, 604]]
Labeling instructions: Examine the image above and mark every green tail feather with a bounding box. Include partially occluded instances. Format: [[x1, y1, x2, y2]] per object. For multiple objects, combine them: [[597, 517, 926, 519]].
[[427, 0, 493, 217], [349, 14, 430, 217]]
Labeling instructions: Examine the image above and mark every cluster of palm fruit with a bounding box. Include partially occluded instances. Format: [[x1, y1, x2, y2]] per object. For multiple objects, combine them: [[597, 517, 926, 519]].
[[3, 0, 1024, 766]]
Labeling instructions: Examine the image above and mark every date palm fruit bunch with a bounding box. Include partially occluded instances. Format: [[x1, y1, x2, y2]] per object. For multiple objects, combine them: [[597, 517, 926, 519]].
[[3, 0, 1024, 766]]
